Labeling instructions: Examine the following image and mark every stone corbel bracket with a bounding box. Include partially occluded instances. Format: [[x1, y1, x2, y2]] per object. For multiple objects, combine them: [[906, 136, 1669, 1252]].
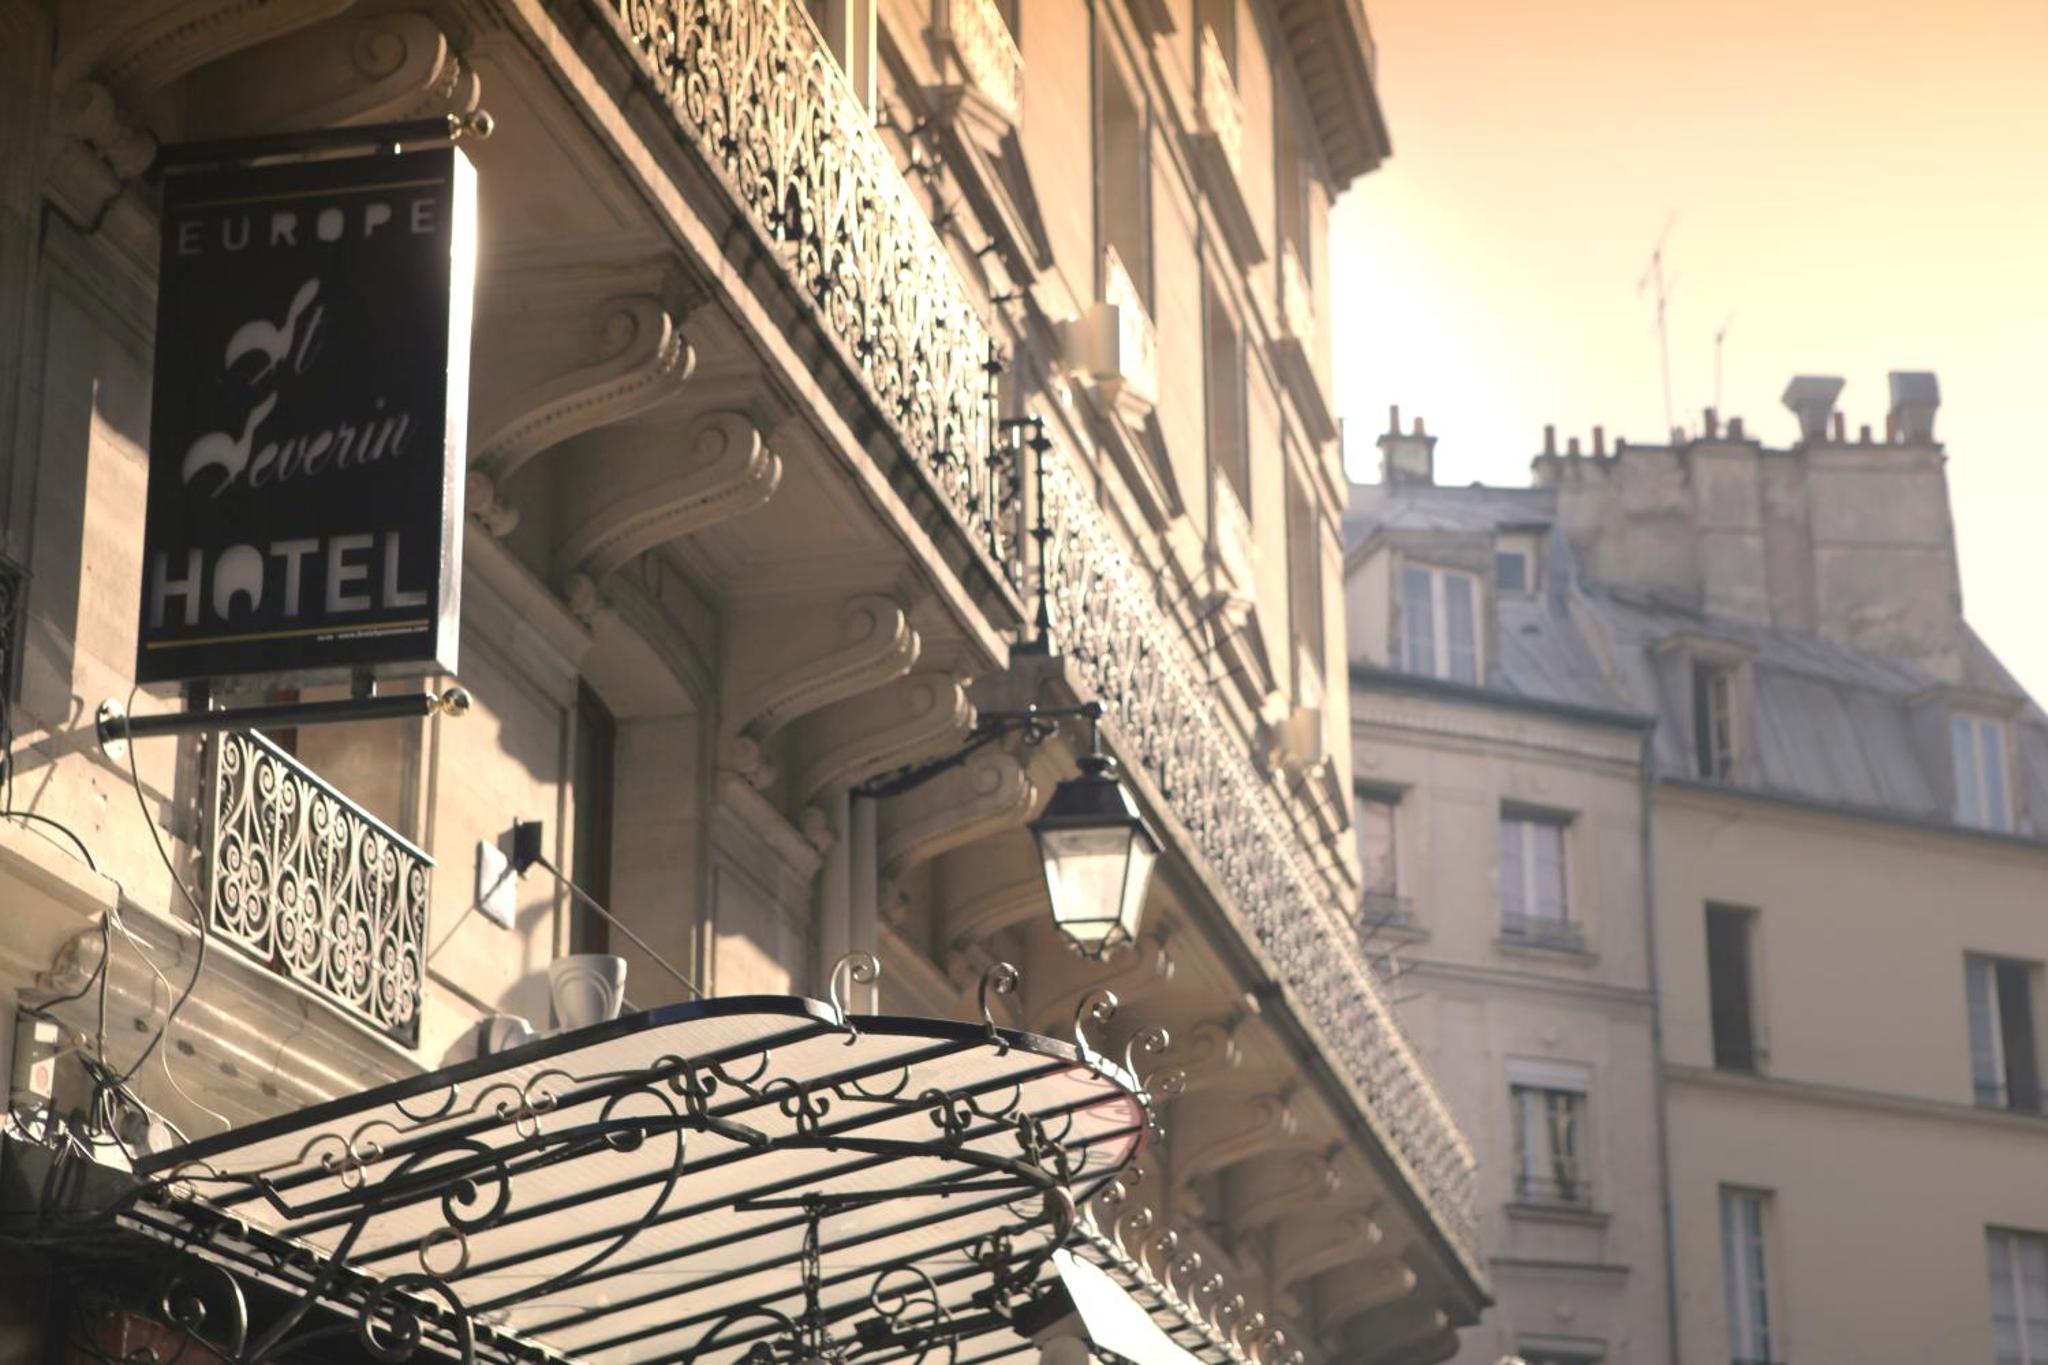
[[471, 292, 698, 493], [1031, 927, 1174, 1039], [1225, 1149, 1343, 1231], [1311, 1257, 1417, 1352], [44, 80, 155, 229], [183, 10, 480, 136], [1173, 1014, 1247, 1093], [722, 592, 919, 743], [876, 749, 1035, 887], [788, 671, 975, 807], [552, 409, 781, 583], [1171, 1091, 1313, 1186], [1269, 1210, 1384, 1314]]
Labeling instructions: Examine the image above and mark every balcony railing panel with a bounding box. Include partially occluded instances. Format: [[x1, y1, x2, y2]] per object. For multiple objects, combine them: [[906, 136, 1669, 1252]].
[[205, 730, 431, 1046], [603, 0, 1015, 592]]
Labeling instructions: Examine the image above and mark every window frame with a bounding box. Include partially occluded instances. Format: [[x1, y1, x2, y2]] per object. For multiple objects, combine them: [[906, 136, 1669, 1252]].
[[1498, 806, 1573, 945], [1509, 1080, 1590, 1207], [1706, 903, 1761, 1073], [1967, 953, 2042, 1113], [1953, 711, 2015, 832], [1693, 659, 1740, 781], [1399, 561, 1483, 684], [1987, 1226, 2048, 1365], [1353, 786, 1401, 921], [1719, 1186, 1777, 1365]]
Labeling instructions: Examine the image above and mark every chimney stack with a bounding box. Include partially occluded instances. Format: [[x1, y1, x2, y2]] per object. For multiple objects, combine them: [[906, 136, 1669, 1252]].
[[1592, 426, 1606, 456], [1728, 416, 1745, 440], [1543, 424, 1557, 456], [1781, 375, 1845, 444], [1888, 371, 1940, 444], [1378, 404, 1437, 485], [1831, 412, 1846, 443], [1704, 407, 1720, 438]]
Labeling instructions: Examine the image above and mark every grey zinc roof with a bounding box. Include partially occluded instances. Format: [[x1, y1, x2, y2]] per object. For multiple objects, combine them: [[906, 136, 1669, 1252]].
[[1347, 479, 2048, 841]]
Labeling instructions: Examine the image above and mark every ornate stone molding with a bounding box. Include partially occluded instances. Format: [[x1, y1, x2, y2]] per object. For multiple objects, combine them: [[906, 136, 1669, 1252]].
[[789, 671, 974, 805], [876, 749, 1034, 885], [553, 409, 781, 582], [722, 592, 919, 742], [1174, 1015, 1248, 1093], [58, 0, 352, 104], [185, 11, 479, 134], [44, 79, 155, 228], [472, 294, 697, 482]]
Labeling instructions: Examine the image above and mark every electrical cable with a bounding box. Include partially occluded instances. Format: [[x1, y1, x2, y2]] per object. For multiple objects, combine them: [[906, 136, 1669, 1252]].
[[529, 852, 704, 1001], [114, 683, 211, 1089]]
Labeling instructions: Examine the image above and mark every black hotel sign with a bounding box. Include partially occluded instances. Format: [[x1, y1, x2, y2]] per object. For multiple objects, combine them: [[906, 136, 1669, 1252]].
[[138, 146, 477, 685]]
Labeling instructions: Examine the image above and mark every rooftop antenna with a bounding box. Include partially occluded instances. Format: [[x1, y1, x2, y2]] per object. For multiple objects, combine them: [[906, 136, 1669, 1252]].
[[1713, 312, 1735, 414], [1637, 213, 1677, 439]]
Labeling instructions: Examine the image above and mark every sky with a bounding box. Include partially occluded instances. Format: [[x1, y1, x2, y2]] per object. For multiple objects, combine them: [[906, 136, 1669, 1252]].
[[1328, 0, 2048, 700]]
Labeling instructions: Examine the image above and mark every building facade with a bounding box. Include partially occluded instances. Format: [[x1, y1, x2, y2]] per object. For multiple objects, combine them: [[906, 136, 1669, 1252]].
[[1347, 379, 2048, 1365], [0, 1, 1486, 1363]]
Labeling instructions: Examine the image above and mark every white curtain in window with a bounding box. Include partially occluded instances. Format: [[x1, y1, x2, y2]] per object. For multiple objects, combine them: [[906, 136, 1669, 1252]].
[[1720, 1190, 1773, 1363], [1401, 566, 1433, 676], [1955, 714, 2013, 831], [1988, 1229, 2048, 1365]]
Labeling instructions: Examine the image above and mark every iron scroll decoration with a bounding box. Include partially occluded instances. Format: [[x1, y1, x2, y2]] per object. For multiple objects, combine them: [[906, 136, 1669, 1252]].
[[36, 968, 1162, 1365]]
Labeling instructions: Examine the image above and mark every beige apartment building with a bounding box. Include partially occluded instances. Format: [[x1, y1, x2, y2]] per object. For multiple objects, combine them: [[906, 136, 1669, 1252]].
[[0, 1, 1489, 1363], [1345, 379, 2048, 1365]]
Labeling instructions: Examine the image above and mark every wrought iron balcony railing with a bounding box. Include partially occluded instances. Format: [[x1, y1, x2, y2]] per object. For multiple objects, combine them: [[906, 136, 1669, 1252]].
[[201, 736, 430, 1047], [1500, 911, 1586, 953], [204, 730, 431, 1046], [595, 0, 1480, 1274]]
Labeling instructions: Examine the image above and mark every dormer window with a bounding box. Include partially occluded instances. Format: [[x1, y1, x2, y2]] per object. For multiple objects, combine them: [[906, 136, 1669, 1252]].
[[1400, 563, 1480, 684], [1494, 532, 1541, 596], [1953, 713, 2013, 831], [1693, 661, 1738, 781]]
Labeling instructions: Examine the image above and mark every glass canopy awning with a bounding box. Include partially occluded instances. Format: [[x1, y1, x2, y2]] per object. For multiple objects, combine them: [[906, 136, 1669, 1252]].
[[22, 983, 1161, 1365]]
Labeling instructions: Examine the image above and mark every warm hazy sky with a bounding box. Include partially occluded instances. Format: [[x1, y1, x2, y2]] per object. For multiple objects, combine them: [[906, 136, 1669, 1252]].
[[1329, 0, 2048, 699]]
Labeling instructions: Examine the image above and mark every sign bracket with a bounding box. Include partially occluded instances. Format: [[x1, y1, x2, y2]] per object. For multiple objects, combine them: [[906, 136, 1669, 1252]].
[[94, 686, 471, 761], [148, 112, 493, 178]]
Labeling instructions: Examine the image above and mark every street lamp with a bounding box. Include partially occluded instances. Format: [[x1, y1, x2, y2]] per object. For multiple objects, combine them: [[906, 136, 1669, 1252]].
[[1030, 720, 1159, 960]]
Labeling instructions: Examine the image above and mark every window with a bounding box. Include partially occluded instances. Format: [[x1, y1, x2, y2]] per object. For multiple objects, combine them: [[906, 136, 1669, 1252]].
[[1204, 277, 1248, 508], [569, 683, 616, 956], [1967, 955, 2041, 1112], [1987, 1228, 2048, 1365], [1694, 662, 1738, 781], [1286, 470, 1323, 691], [1499, 810, 1572, 946], [1706, 905, 1759, 1073], [1096, 35, 1150, 310], [1954, 713, 2013, 831], [1511, 1082, 1588, 1206], [1354, 789, 1400, 923], [1495, 549, 1529, 594], [1720, 1188, 1775, 1365], [1400, 564, 1480, 683]]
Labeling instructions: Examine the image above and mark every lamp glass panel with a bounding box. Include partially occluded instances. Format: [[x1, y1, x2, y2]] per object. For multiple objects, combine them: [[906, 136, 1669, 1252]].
[[1039, 825, 1142, 943]]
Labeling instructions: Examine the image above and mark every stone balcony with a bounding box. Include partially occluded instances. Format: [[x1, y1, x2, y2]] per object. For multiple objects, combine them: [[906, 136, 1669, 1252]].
[[593, 0, 1480, 1287]]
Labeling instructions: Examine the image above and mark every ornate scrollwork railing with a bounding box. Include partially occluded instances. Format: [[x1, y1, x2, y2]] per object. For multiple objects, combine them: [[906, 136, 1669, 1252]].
[[601, 0, 1014, 593], [204, 730, 430, 1046], [1035, 453, 1480, 1268]]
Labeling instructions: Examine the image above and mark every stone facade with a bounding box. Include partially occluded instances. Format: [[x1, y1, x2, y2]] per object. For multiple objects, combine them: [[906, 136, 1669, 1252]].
[[0, 2, 1483, 1362]]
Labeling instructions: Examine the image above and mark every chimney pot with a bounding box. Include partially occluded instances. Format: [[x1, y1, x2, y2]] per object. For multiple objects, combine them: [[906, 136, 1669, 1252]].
[[1543, 424, 1557, 456], [1412, 416, 1426, 436], [1567, 436, 1582, 456], [1377, 409, 1437, 486], [1704, 407, 1720, 438], [1859, 423, 1873, 443], [1593, 425, 1606, 456], [1888, 370, 1940, 443], [1831, 412, 1846, 442], [1388, 404, 1401, 436], [1729, 416, 1745, 439], [1781, 375, 1845, 444]]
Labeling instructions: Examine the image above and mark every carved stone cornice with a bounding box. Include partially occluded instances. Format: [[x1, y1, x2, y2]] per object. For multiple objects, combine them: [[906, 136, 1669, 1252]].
[[722, 593, 918, 743], [184, 10, 479, 135], [472, 292, 697, 484], [876, 750, 1034, 885], [789, 671, 973, 806], [553, 409, 781, 582]]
